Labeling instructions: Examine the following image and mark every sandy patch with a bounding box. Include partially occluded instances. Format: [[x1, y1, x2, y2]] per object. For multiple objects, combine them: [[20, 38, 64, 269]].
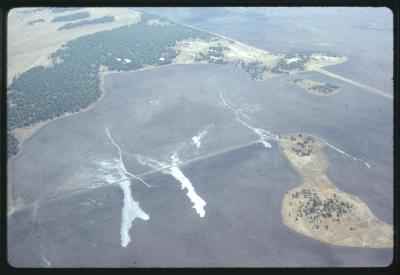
[[279, 133, 392, 248]]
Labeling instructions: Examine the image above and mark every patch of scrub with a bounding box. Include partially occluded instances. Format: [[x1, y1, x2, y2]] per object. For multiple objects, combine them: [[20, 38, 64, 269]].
[[279, 133, 392, 248], [287, 78, 340, 96], [104, 126, 150, 247]]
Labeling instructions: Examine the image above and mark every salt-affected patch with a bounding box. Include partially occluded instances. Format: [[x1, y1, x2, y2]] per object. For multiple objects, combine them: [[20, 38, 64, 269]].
[[192, 130, 208, 148], [119, 179, 149, 247], [170, 153, 206, 217], [96, 159, 120, 184], [104, 126, 150, 247], [41, 254, 51, 267], [135, 154, 168, 170], [219, 91, 273, 149], [124, 58, 131, 63], [133, 153, 206, 217], [105, 127, 151, 187]]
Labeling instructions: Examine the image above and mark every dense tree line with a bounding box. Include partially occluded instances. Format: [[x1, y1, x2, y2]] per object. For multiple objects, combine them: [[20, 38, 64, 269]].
[[48, 8, 83, 13], [58, 16, 115, 31], [27, 19, 45, 25], [7, 133, 19, 156], [51, 12, 90, 23], [7, 12, 212, 156], [17, 8, 47, 14]]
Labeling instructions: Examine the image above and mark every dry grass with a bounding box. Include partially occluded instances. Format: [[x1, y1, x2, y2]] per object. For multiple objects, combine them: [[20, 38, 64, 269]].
[[304, 53, 348, 71]]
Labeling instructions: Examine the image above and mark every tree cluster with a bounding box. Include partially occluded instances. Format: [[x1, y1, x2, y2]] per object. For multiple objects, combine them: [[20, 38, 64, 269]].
[[51, 12, 90, 23], [27, 19, 45, 25], [310, 83, 339, 94], [292, 189, 354, 225], [58, 16, 115, 31]]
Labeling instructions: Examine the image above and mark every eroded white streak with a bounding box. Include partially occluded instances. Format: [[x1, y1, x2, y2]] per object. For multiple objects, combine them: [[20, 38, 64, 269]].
[[41, 254, 51, 267], [105, 126, 150, 247], [119, 180, 149, 247], [326, 142, 370, 168], [219, 91, 272, 148], [170, 153, 206, 217], [134, 153, 206, 217]]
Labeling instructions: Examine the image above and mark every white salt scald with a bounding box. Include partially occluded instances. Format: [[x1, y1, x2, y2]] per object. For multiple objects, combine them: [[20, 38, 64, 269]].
[[119, 179, 149, 247], [170, 153, 206, 217], [134, 152, 207, 217], [192, 129, 208, 148], [104, 126, 150, 247]]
